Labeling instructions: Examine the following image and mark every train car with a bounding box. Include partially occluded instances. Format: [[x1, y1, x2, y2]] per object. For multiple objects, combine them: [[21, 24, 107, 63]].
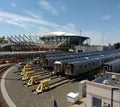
[[43, 52, 105, 68], [54, 57, 90, 74], [44, 50, 120, 68], [53, 55, 106, 74], [64, 53, 120, 76], [41, 50, 117, 61], [102, 59, 120, 73]]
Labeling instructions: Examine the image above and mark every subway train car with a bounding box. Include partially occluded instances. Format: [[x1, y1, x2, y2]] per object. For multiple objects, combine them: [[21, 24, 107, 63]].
[[54, 57, 89, 74], [41, 50, 120, 63], [102, 59, 120, 73], [64, 53, 120, 76], [42, 50, 120, 68], [54, 55, 106, 74], [43, 52, 106, 68], [53, 51, 120, 74]]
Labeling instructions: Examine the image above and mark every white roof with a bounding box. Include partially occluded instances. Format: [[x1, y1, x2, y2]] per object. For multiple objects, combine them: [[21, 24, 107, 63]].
[[67, 92, 79, 98], [41, 32, 77, 37], [54, 61, 62, 64]]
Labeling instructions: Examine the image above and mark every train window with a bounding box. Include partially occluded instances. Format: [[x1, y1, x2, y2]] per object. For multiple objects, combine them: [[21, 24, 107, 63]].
[[84, 65, 87, 68]]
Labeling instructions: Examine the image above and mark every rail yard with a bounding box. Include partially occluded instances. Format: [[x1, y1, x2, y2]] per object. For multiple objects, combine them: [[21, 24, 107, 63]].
[[0, 49, 120, 107], [1, 0, 120, 106]]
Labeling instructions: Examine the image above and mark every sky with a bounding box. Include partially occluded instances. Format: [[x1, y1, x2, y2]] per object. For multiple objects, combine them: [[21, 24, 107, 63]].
[[0, 0, 120, 45]]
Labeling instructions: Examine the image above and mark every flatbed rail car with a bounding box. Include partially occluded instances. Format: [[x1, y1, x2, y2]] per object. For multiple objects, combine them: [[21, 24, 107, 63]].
[[63, 53, 120, 76], [102, 59, 120, 73]]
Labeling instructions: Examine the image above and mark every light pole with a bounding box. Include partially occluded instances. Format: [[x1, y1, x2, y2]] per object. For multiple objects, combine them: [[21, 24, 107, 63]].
[[80, 30, 82, 45]]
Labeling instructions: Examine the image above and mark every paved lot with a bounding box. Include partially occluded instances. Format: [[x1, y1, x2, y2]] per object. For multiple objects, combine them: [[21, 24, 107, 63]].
[[0, 67, 8, 107], [3, 66, 84, 107]]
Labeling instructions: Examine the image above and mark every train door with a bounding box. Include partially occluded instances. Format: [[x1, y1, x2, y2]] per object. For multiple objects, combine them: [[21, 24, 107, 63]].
[[67, 65, 71, 75], [44, 59, 48, 67], [54, 63, 62, 74], [103, 65, 111, 72], [65, 64, 74, 75]]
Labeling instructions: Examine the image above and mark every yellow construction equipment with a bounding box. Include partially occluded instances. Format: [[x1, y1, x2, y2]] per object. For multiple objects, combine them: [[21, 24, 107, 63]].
[[36, 79, 51, 93], [22, 71, 35, 80], [27, 75, 41, 86], [22, 61, 34, 69], [21, 67, 32, 75], [24, 63, 33, 68], [29, 61, 34, 64]]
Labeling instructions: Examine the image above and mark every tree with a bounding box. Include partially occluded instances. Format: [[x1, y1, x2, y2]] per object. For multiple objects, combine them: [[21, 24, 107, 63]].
[[114, 42, 120, 49], [0, 36, 5, 51], [0, 36, 5, 44]]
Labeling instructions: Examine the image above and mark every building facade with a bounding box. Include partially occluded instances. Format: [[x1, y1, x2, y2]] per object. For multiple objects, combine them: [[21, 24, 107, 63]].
[[86, 72, 120, 107]]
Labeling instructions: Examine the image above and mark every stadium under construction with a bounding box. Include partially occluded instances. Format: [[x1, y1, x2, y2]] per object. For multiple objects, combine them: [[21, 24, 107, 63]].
[[39, 32, 90, 51], [3, 32, 90, 52]]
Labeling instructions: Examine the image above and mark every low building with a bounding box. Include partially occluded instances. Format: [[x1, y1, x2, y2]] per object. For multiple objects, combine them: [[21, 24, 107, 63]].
[[86, 72, 120, 107], [75, 45, 114, 52]]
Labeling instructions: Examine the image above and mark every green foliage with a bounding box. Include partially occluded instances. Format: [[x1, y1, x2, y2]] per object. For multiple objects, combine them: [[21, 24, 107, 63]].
[[0, 36, 5, 44], [114, 42, 120, 49], [2, 45, 12, 51]]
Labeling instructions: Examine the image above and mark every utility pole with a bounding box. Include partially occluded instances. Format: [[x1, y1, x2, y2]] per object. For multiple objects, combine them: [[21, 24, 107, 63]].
[[102, 35, 104, 45], [80, 30, 82, 45], [80, 30, 82, 36]]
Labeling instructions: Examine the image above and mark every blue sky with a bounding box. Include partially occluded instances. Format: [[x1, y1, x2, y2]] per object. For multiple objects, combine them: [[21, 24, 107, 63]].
[[0, 0, 120, 45]]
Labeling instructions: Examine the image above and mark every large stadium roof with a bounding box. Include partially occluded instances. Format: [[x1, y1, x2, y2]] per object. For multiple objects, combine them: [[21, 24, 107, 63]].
[[40, 32, 90, 38]]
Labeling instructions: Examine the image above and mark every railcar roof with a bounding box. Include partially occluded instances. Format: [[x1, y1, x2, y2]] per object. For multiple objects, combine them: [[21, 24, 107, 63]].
[[104, 59, 120, 66]]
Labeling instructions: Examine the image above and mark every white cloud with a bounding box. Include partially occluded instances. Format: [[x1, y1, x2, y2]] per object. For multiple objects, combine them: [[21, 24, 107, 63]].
[[23, 9, 42, 19], [11, 3, 16, 7], [0, 10, 118, 45], [102, 15, 112, 21], [3, 19, 27, 28], [0, 10, 59, 29], [39, 0, 59, 15], [56, 0, 67, 12]]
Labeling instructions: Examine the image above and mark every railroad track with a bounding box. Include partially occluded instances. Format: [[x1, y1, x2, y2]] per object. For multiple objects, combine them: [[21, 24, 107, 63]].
[[0, 64, 13, 107], [17, 62, 99, 95], [32, 75, 70, 94], [17, 66, 70, 94], [0, 64, 13, 76]]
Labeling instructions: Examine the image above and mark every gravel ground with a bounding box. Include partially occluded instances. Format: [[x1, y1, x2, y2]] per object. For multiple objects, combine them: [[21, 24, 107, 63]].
[[5, 66, 80, 107]]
